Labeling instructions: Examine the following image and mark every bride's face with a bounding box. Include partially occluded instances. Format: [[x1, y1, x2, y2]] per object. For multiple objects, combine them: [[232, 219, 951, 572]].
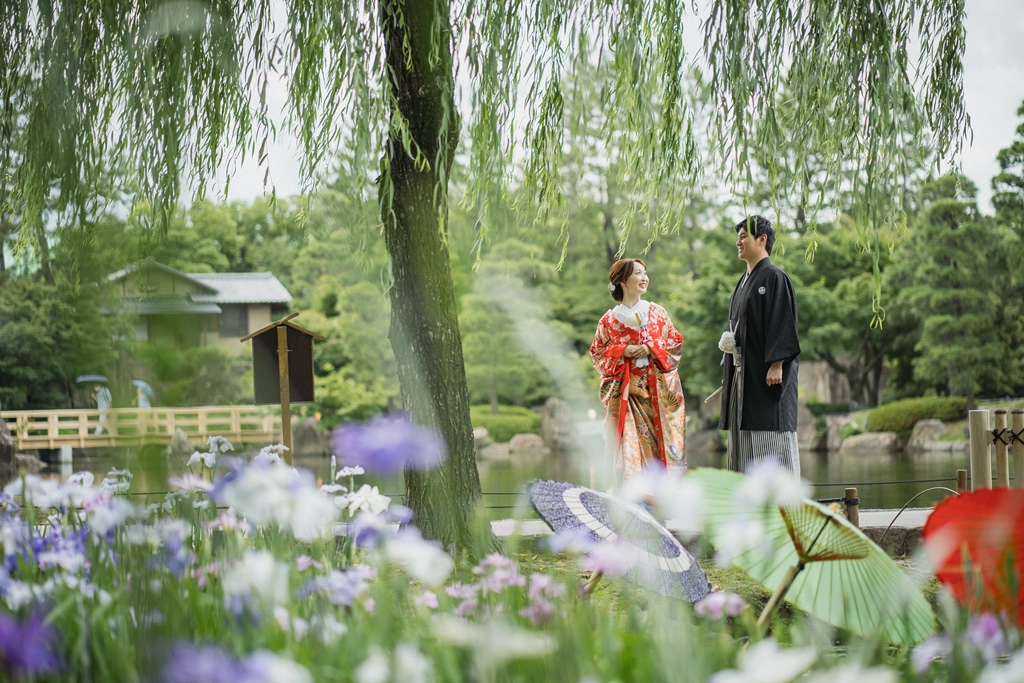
[[621, 264, 649, 299]]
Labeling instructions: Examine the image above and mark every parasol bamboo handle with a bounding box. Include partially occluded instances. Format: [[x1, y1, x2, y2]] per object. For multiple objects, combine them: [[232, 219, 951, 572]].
[[757, 564, 802, 629], [582, 570, 604, 596], [704, 385, 724, 404]]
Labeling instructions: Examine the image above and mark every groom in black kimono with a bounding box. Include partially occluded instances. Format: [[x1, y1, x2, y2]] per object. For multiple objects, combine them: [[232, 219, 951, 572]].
[[717, 215, 802, 476]]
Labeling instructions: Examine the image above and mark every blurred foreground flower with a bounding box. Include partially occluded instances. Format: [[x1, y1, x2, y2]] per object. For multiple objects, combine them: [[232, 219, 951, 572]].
[[212, 460, 338, 541], [0, 609, 61, 676], [737, 459, 810, 510], [618, 466, 706, 540], [803, 662, 897, 683], [162, 644, 311, 683], [432, 614, 557, 673], [695, 591, 747, 621], [222, 550, 290, 615], [913, 612, 1016, 675], [977, 647, 1024, 683], [332, 415, 445, 475], [382, 527, 454, 586], [710, 638, 816, 683]]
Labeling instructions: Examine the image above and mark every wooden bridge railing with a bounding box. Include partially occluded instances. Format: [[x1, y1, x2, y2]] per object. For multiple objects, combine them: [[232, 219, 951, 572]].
[[2, 406, 283, 450]]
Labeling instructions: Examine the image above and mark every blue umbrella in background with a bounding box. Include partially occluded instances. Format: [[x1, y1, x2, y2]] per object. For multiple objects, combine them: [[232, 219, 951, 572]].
[[75, 375, 110, 384], [131, 380, 154, 408]]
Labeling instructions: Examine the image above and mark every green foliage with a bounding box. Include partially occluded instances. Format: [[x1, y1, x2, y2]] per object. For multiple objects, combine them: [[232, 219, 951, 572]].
[[470, 405, 542, 443], [3, 0, 970, 276], [839, 423, 863, 442], [805, 402, 853, 417], [133, 343, 248, 407], [866, 397, 968, 441], [889, 175, 1011, 401], [0, 272, 122, 410], [313, 372, 393, 430], [992, 99, 1024, 235]]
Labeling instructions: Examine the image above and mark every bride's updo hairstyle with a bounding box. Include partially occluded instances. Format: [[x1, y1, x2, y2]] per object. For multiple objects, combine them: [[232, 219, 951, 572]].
[[607, 258, 646, 303]]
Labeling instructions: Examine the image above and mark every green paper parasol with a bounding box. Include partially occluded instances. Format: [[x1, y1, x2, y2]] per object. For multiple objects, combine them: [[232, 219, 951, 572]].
[[688, 468, 935, 644]]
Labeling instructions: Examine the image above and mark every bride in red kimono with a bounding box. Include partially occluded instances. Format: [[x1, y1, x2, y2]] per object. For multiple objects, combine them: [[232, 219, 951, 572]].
[[589, 258, 687, 480]]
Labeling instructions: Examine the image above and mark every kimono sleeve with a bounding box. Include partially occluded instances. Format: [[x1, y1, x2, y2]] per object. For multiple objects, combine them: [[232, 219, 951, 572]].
[[589, 315, 627, 377], [645, 304, 683, 373], [763, 270, 801, 365]]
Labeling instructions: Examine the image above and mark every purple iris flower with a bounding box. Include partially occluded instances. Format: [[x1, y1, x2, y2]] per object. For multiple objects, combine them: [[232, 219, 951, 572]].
[[297, 565, 376, 606], [162, 644, 246, 683], [331, 415, 445, 475], [0, 609, 61, 676]]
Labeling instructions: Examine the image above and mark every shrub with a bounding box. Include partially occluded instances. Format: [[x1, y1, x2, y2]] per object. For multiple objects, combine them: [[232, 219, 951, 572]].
[[866, 397, 968, 442], [470, 405, 542, 443], [806, 402, 852, 417], [839, 423, 862, 442]]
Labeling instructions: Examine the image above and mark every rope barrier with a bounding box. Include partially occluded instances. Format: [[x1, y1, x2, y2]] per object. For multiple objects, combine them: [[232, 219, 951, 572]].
[[814, 496, 860, 506], [991, 427, 1012, 446], [808, 477, 957, 487]]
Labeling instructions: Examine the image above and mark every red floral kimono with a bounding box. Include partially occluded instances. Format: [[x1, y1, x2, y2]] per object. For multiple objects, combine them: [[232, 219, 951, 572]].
[[590, 300, 687, 479]]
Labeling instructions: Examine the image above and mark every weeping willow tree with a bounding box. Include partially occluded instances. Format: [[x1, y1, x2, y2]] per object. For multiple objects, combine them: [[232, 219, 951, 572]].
[[1, 0, 967, 548]]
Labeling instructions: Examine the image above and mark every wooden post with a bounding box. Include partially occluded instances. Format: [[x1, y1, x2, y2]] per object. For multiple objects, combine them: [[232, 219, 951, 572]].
[[956, 469, 968, 494], [844, 487, 860, 528], [994, 410, 1010, 488], [1013, 410, 1024, 489], [969, 410, 992, 490], [277, 324, 293, 465]]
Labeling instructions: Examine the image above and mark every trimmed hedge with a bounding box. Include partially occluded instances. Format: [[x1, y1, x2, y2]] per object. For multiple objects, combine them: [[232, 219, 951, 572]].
[[866, 397, 967, 442], [470, 405, 542, 444]]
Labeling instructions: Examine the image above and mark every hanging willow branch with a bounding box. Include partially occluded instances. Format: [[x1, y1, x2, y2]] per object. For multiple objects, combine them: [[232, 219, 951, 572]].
[[2, 0, 967, 262]]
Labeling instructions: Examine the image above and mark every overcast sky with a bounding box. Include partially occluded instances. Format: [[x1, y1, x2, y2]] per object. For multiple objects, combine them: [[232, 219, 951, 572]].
[[216, 0, 1024, 215]]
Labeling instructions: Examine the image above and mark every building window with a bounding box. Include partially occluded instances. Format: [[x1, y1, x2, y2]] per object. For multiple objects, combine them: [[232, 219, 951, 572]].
[[219, 305, 249, 337]]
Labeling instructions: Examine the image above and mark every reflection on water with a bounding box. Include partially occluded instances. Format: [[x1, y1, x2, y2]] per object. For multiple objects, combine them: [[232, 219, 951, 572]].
[[52, 438, 972, 517]]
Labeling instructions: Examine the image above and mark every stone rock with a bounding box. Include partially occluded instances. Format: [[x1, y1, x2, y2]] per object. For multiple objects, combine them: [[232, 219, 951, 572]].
[[292, 417, 328, 457], [539, 397, 579, 452], [825, 415, 860, 451], [861, 526, 923, 558], [15, 453, 47, 473], [839, 431, 902, 454], [508, 433, 548, 454], [907, 419, 947, 451], [922, 440, 967, 453], [473, 427, 491, 449], [478, 442, 510, 461], [796, 402, 819, 449], [167, 428, 193, 458]]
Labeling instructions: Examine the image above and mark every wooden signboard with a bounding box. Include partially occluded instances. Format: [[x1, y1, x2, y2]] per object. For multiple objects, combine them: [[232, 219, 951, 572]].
[[241, 313, 324, 464]]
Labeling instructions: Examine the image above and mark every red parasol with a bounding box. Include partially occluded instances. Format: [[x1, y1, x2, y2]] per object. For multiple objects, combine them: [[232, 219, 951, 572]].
[[923, 487, 1024, 626]]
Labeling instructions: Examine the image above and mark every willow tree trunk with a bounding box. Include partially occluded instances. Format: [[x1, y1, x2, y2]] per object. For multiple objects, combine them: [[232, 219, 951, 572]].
[[380, 0, 482, 549]]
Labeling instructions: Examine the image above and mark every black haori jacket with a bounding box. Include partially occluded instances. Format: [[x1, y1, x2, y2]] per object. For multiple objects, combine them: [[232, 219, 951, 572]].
[[718, 257, 801, 432]]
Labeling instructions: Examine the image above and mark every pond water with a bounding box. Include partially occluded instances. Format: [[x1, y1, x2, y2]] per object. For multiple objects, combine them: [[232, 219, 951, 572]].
[[46, 436, 972, 519]]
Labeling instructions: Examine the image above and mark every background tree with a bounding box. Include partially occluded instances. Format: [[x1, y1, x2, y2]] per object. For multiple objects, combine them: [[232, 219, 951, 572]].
[[992, 100, 1024, 236], [787, 218, 903, 407], [0, 272, 124, 410], [890, 176, 1007, 407]]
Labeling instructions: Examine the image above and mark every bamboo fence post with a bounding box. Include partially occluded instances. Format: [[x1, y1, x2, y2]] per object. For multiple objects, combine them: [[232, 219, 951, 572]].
[[994, 410, 1010, 488], [844, 487, 860, 528], [956, 469, 968, 494], [1013, 410, 1024, 489], [969, 410, 992, 490]]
